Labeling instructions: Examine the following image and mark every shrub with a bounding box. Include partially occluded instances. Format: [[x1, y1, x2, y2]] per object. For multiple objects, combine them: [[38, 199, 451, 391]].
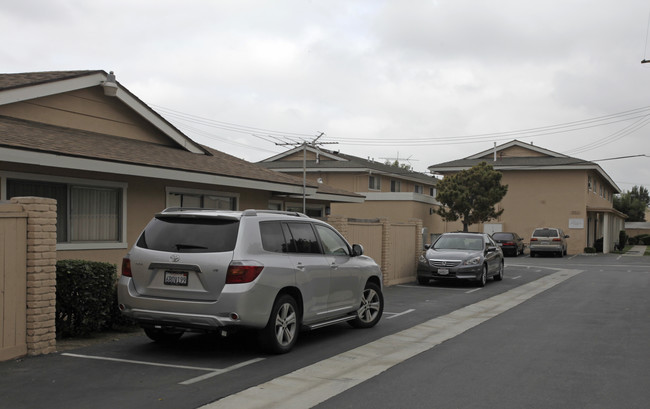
[[618, 231, 628, 248], [629, 236, 639, 245], [584, 247, 597, 253], [56, 260, 135, 338]]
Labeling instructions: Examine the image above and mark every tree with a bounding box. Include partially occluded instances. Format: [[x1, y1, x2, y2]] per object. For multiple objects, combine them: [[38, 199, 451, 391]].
[[384, 159, 412, 171], [435, 161, 508, 232], [614, 185, 649, 222]]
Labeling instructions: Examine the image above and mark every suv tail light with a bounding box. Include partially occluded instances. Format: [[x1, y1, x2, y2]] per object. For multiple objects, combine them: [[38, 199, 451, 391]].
[[552, 238, 562, 242], [226, 262, 264, 284], [121, 257, 132, 277], [530, 238, 538, 241]]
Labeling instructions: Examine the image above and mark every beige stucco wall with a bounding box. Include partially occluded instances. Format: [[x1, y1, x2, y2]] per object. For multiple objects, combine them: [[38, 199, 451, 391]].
[[0, 162, 295, 271], [485, 168, 617, 254]]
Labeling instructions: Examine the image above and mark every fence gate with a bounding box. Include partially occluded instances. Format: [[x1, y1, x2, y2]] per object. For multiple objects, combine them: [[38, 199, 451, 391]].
[[387, 223, 418, 285], [0, 213, 27, 361], [347, 222, 383, 267]]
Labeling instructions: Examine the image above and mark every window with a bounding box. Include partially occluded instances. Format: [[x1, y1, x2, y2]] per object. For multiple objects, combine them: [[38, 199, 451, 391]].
[[368, 175, 381, 190], [390, 180, 401, 192], [315, 224, 350, 256], [429, 187, 436, 197], [414, 184, 423, 194], [137, 216, 239, 253], [167, 188, 237, 210], [7, 178, 123, 244], [260, 221, 288, 253], [588, 176, 592, 191], [285, 222, 321, 254]]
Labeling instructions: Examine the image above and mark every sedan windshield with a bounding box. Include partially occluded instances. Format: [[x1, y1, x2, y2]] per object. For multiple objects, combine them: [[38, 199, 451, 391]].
[[434, 236, 483, 251]]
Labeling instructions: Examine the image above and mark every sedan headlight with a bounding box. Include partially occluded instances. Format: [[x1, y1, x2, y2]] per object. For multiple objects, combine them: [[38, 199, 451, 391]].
[[418, 254, 427, 263], [463, 256, 481, 266]]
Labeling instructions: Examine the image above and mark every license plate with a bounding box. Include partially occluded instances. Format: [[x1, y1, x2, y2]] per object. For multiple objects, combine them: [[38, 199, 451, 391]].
[[164, 271, 188, 286], [497, 243, 503, 246], [438, 268, 449, 275]]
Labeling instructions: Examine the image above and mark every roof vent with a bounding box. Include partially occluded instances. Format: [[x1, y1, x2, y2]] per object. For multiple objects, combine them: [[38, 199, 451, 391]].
[[102, 71, 118, 97]]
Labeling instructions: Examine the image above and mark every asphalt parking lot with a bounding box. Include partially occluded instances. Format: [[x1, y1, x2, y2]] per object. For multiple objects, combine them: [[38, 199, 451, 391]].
[[2, 252, 648, 409]]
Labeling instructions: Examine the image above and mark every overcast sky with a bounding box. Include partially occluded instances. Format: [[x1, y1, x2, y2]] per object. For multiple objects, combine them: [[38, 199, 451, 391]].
[[3, 0, 650, 191]]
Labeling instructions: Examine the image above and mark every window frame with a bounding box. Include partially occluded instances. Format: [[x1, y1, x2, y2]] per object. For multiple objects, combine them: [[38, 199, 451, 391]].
[[165, 186, 239, 210], [1, 171, 127, 250], [368, 175, 381, 191], [390, 179, 401, 192]]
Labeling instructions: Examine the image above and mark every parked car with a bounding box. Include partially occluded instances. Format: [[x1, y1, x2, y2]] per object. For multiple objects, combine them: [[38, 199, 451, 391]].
[[117, 208, 384, 354], [529, 227, 569, 257], [417, 232, 504, 287], [491, 232, 525, 256]]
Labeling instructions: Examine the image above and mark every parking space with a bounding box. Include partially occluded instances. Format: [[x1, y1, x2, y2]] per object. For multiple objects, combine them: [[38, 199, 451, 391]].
[[0, 262, 558, 409]]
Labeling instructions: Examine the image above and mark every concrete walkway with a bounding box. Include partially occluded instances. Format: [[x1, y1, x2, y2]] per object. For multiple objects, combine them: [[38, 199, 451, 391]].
[[623, 245, 647, 256]]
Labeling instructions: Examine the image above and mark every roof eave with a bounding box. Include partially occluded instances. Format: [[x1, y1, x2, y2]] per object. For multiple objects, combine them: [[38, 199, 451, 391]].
[[0, 147, 313, 195]]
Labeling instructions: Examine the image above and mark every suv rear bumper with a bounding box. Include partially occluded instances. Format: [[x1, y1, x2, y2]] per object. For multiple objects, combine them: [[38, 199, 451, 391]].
[[117, 276, 273, 330]]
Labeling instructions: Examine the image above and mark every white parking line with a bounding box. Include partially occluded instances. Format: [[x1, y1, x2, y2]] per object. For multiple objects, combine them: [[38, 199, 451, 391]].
[[201, 268, 582, 409], [397, 284, 467, 291], [384, 309, 415, 319], [61, 353, 265, 385]]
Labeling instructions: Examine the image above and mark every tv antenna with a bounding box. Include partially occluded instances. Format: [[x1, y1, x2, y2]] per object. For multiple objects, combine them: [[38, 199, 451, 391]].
[[276, 133, 338, 213]]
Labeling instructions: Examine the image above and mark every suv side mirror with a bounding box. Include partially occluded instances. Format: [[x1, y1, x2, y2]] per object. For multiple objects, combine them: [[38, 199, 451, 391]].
[[565, 235, 570, 238], [352, 244, 364, 257]]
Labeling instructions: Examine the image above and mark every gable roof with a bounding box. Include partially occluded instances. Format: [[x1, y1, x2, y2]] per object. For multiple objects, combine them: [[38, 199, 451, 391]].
[[428, 139, 621, 193], [0, 70, 207, 154], [260, 146, 437, 185], [0, 71, 363, 202]]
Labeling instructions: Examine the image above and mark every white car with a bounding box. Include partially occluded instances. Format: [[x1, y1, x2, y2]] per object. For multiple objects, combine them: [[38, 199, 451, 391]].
[[117, 208, 384, 353]]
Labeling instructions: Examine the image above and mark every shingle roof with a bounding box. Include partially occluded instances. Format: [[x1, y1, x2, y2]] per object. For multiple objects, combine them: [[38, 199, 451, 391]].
[[260, 148, 437, 185], [0, 115, 310, 188], [0, 71, 363, 200], [0, 71, 102, 90]]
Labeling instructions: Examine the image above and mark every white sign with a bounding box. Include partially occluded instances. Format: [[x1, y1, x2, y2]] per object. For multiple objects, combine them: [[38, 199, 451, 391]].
[[569, 218, 584, 229]]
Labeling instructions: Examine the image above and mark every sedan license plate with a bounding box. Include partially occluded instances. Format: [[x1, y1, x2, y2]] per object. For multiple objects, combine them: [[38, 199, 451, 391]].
[[164, 271, 188, 286], [438, 268, 449, 275]]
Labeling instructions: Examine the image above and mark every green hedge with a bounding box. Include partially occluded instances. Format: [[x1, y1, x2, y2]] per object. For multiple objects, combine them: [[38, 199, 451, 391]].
[[56, 260, 135, 338]]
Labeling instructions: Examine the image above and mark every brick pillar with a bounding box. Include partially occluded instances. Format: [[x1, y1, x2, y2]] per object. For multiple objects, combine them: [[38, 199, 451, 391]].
[[380, 218, 391, 285], [325, 215, 349, 239], [411, 218, 423, 260], [11, 197, 57, 356]]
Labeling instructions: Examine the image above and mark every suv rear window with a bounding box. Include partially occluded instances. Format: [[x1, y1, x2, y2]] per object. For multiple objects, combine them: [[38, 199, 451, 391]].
[[533, 229, 559, 238], [137, 216, 239, 253]]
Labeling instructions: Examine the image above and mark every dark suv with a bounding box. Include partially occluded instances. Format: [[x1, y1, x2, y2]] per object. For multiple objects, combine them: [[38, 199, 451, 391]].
[[118, 208, 384, 353]]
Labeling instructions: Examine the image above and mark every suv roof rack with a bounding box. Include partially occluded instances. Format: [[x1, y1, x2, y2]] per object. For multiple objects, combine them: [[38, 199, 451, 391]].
[[241, 209, 309, 218]]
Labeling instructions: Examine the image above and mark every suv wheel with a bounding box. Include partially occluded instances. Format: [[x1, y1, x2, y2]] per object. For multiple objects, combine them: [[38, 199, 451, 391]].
[[144, 327, 184, 344], [260, 294, 299, 354], [350, 282, 384, 328]]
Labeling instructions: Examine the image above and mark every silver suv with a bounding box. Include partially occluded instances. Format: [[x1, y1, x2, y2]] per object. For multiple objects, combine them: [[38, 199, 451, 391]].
[[117, 208, 384, 353], [529, 227, 569, 257]]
